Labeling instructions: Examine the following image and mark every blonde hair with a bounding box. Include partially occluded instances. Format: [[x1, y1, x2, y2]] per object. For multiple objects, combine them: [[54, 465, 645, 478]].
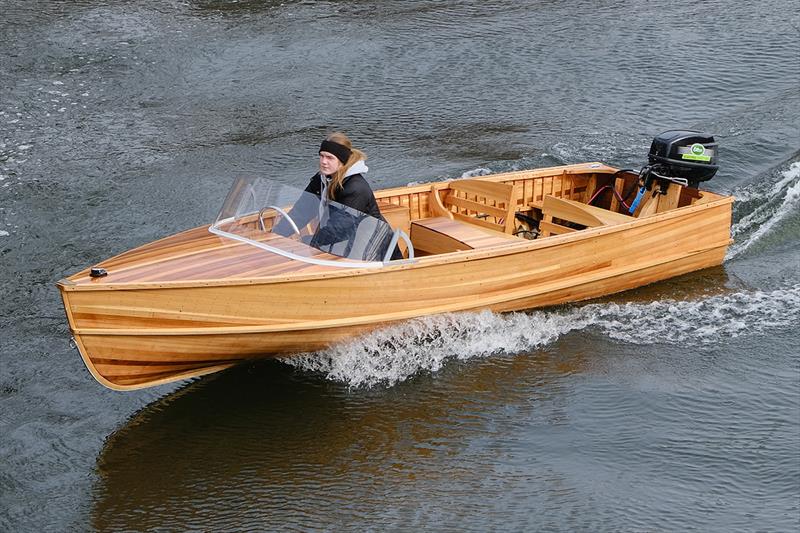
[[325, 132, 367, 200]]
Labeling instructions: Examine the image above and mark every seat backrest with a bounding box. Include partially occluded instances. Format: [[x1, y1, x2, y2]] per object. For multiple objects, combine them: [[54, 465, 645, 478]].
[[431, 179, 516, 234]]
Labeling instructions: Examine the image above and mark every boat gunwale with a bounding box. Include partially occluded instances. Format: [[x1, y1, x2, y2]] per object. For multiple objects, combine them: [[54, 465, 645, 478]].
[[374, 161, 621, 197], [57, 193, 734, 292]]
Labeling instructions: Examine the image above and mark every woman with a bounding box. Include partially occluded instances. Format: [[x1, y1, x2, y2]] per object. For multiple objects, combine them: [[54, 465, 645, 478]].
[[278, 133, 401, 260], [305, 132, 385, 220]]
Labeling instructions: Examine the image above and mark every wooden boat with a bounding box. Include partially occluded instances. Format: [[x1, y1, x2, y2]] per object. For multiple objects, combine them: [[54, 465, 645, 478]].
[[57, 161, 734, 390]]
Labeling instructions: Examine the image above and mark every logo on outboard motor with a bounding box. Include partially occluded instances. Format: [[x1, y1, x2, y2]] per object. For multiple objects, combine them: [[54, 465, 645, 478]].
[[681, 143, 711, 162]]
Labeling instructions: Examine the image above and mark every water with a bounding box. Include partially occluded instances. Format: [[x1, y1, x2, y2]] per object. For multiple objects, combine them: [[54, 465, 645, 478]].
[[1, 1, 798, 531]]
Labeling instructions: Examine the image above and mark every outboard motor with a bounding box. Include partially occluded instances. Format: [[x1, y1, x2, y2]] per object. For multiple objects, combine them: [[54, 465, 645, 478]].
[[628, 130, 718, 215], [647, 130, 718, 188]]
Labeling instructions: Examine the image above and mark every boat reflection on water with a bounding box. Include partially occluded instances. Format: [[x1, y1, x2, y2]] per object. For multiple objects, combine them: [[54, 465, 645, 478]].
[[91, 347, 590, 531]]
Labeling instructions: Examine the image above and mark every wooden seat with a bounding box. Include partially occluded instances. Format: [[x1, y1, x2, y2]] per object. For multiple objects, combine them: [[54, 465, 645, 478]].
[[410, 179, 520, 255], [429, 179, 517, 234], [539, 195, 634, 237], [411, 217, 517, 255]]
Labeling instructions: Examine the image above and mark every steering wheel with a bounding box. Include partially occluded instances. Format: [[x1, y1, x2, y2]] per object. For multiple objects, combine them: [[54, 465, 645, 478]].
[[259, 205, 300, 235]]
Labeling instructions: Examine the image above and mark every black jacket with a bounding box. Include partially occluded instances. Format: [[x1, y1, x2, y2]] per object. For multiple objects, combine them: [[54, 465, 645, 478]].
[[279, 173, 387, 231], [277, 173, 402, 261], [303, 172, 386, 221]]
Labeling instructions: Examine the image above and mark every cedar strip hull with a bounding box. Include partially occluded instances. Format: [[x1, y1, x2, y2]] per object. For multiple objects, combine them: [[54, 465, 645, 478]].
[[58, 194, 733, 390]]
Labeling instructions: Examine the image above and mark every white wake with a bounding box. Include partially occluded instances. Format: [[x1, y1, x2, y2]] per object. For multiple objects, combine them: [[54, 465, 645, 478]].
[[727, 161, 800, 259], [284, 285, 800, 388]]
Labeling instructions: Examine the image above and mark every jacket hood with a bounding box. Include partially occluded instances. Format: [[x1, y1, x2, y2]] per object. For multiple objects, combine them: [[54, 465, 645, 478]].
[[344, 159, 368, 178]]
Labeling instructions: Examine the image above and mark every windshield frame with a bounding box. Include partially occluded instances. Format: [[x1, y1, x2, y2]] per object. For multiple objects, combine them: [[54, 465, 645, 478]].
[[209, 176, 413, 269]]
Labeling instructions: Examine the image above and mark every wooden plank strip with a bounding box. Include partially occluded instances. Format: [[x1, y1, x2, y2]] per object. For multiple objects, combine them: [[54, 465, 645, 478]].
[[584, 174, 598, 203], [656, 183, 682, 213], [80, 229, 236, 278], [106, 242, 272, 283], [610, 176, 624, 212], [423, 218, 517, 243], [532, 178, 543, 206], [93, 230, 348, 284], [447, 195, 508, 218], [74, 304, 280, 326], [107, 367, 224, 385], [543, 196, 601, 227], [411, 217, 517, 254], [452, 212, 504, 232], [106, 240, 288, 282], [523, 179, 532, 206], [540, 220, 577, 235], [102, 363, 236, 388], [450, 179, 514, 201], [410, 193, 420, 221], [95, 361, 240, 378], [544, 195, 634, 227], [410, 222, 472, 255]]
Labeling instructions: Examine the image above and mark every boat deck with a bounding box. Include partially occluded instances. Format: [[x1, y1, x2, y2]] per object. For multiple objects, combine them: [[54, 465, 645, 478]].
[[65, 226, 346, 286]]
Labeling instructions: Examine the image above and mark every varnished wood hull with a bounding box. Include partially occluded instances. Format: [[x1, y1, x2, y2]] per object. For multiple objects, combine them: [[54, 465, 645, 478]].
[[57, 164, 734, 390]]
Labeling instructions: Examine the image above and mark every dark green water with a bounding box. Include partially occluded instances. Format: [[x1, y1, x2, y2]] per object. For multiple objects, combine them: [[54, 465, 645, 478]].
[[1, 1, 798, 531]]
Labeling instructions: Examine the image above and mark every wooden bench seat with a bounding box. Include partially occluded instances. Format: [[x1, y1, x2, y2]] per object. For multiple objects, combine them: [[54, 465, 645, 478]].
[[411, 217, 518, 255], [430, 178, 517, 234], [539, 195, 634, 237], [411, 178, 521, 255]]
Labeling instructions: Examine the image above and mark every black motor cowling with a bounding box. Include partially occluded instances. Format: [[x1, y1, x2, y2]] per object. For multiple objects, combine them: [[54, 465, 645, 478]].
[[647, 130, 718, 187]]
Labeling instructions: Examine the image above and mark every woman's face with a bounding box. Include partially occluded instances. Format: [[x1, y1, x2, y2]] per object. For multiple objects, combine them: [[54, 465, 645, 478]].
[[319, 151, 342, 176]]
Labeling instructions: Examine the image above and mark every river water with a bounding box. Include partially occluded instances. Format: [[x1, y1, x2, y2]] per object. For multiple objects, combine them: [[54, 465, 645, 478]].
[[1, 1, 798, 531]]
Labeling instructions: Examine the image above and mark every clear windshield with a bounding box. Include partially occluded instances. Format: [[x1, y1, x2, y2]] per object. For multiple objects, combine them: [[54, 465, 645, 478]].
[[210, 176, 398, 267]]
